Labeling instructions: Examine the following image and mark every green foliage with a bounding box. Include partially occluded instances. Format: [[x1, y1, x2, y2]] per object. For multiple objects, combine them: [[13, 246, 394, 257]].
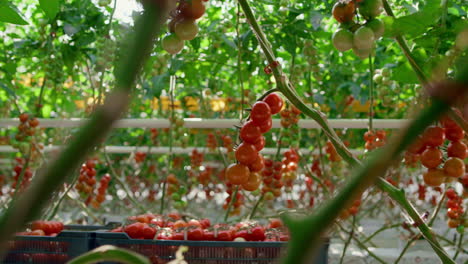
[[39, 0, 60, 19], [0, 0, 27, 25]]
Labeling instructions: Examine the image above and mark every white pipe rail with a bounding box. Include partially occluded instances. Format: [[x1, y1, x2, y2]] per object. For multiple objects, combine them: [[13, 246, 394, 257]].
[[0, 145, 365, 155], [0, 118, 409, 129]]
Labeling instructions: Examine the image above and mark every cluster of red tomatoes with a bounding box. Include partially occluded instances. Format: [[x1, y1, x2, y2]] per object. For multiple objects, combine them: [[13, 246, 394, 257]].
[[134, 151, 147, 163], [332, 0, 385, 59], [340, 198, 362, 219], [17, 221, 64, 237], [407, 117, 467, 187], [363, 130, 386, 150], [261, 159, 284, 201], [111, 213, 289, 242], [12, 113, 43, 158], [225, 93, 284, 192], [325, 141, 342, 162], [76, 159, 98, 196], [206, 132, 217, 151], [190, 149, 204, 167], [445, 189, 465, 229], [11, 157, 32, 194], [281, 148, 300, 187], [88, 173, 111, 209], [162, 0, 208, 54], [221, 135, 234, 153]]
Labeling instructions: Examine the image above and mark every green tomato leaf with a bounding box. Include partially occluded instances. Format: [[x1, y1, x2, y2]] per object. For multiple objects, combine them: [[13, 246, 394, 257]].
[[39, 0, 60, 19], [0, 0, 28, 25]]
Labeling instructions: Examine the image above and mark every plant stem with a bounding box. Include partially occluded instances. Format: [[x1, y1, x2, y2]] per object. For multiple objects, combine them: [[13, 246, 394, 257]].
[[336, 222, 387, 264], [395, 234, 419, 264], [362, 223, 401, 244], [46, 177, 78, 220], [453, 229, 464, 260], [248, 193, 264, 219], [224, 186, 239, 222], [236, 3, 245, 121], [104, 154, 147, 212], [0, 2, 169, 258], [368, 54, 375, 131], [339, 216, 355, 264], [67, 193, 104, 225]]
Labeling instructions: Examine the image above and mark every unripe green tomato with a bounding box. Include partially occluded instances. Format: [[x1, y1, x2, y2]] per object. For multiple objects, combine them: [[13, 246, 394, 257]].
[[358, 0, 383, 20], [19, 142, 30, 153], [352, 47, 372, 59], [366, 19, 385, 39], [178, 185, 187, 194], [264, 192, 275, 201], [162, 34, 184, 55], [381, 67, 391, 77], [98, 0, 108, 7], [282, 137, 291, 145], [175, 19, 199, 41], [171, 193, 181, 201], [251, 189, 261, 196], [332, 29, 354, 52], [373, 74, 383, 84], [381, 77, 392, 86], [353, 26, 375, 50], [455, 29, 468, 50], [38, 18, 48, 27], [456, 224, 464, 234], [173, 200, 185, 209]]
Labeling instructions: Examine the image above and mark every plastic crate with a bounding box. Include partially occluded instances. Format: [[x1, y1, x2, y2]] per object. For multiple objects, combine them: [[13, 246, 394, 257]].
[[4, 230, 95, 264], [94, 232, 329, 264]]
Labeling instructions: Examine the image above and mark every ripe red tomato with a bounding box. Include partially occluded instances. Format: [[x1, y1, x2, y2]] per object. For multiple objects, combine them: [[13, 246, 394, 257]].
[[142, 225, 156, 239], [253, 136, 265, 151], [217, 230, 233, 241], [422, 126, 445, 147], [249, 153, 265, 172], [187, 228, 204, 240], [203, 230, 215, 241], [332, 1, 355, 23], [420, 147, 443, 169], [199, 218, 211, 229], [443, 157, 465, 178], [241, 172, 261, 191], [240, 121, 262, 143], [257, 118, 272, 133], [19, 113, 29, 123], [249, 226, 266, 241], [263, 93, 283, 114], [179, 0, 205, 20], [235, 143, 258, 165], [251, 101, 272, 125], [268, 218, 283, 229], [447, 140, 467, 159], [124, 223, 144, 239], [445, 126, 464, 141], [225, 163, 250, 185], [447, 208, 459, 219], [423, 169, 446, 187]]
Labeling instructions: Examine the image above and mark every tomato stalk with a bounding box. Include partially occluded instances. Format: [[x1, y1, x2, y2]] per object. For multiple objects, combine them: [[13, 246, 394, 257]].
[[339, 216, 355, 264], [0, 2, 170, 257], [104, 154, 147, 213], [368, 54, 374, 132], [223, 186, 239, 222], [248, 192, 264, 220]]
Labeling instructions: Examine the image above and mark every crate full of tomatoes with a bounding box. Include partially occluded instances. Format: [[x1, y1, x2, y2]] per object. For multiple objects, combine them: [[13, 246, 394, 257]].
[[95, 213, 329, 264], [5, 221, 100, 264]]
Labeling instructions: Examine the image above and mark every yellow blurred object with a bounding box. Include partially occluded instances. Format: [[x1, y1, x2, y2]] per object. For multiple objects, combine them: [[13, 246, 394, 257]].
[[74, 100, 85, 109], [210, 98, 226, 112], [185, 96, 199, 111], [351, 100, 371, 112], [64, 79, 74, 89]]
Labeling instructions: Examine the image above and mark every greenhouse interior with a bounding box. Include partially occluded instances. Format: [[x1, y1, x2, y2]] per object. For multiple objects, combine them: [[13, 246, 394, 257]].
[[0, 0, 467, 263]]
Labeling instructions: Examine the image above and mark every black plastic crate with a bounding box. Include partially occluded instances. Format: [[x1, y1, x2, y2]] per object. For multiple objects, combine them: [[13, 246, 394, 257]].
[[94, 232, 329, 264], [5, 231, 94, 264]]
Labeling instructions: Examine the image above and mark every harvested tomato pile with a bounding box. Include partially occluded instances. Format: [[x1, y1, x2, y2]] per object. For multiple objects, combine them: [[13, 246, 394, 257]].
[[110, 213, 289, 242]]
